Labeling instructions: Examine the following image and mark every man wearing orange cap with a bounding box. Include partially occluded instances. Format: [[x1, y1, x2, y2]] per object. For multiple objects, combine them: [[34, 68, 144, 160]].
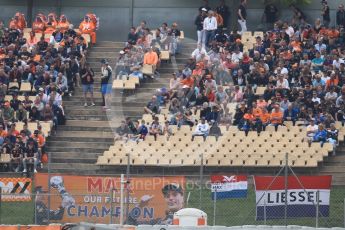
[[57, 15, 70, 33], [79, 15, 96, 44], [32, 16, 45, 33]]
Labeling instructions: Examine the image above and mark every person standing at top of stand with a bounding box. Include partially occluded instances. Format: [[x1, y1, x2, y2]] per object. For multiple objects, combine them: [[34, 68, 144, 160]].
[[321, 0, 330, 27], [100, 59, 112, 111], [216, 0, 230, 29], [238, 0, 247, 35]]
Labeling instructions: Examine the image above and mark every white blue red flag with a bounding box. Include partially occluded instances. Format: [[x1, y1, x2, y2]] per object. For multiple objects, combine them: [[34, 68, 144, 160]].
[[254, 175, 332, 220], [210, 175, 248, 200]]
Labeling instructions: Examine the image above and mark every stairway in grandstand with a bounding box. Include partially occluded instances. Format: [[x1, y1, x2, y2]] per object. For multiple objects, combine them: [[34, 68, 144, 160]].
[[43, 41, 190, 174]]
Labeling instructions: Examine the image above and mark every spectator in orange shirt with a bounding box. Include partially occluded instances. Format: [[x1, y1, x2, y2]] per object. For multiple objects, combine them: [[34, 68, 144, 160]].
[[143, 47, 159, 66], [32, 16, 45, 33], [79, 15, 96, 44], [326, 72, 339, 90], [57, 15, 70, 33], [180, 75, 195, 88], [9, 12, 26, 31], [269, 104, 283, 131]]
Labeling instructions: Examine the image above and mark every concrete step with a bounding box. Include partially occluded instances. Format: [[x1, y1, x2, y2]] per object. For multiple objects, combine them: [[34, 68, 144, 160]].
[[50, 135, 114, 142], [47, 141, 111, 148], [46, 146, 109, 153], [66, 113, 141, 121], [53, 130, 114, 138], [64, 108, 142, 116], [51, 156, 97, 164], [43, 162, 101, 171], [58, 125, 114, 132]]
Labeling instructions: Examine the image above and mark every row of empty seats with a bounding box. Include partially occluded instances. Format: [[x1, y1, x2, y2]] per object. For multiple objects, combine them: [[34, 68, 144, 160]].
[[96, 124, 344, 167]]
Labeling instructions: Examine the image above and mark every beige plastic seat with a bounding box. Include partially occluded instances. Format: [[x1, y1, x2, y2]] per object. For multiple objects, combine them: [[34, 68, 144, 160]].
[[20, 82, 32, 92], [231, 158, 244, 166], [8, 82, 19, 89], [160, 51, 170, 61], [142, 64, 154, 76], [124, 81, 136, 90], [158, 158, 170, 165], [170, 158, 182, 166], [0, 154, 11, 163], [253, 31, 264, 38], [182, 157, 196, 166], [269, 158, 282, 167], [255, 87, 266, 95], [128, 76, 140, 85], [206, 157, 220, 166], [305, 159, 318, 167], [112, 80, 124, 89]]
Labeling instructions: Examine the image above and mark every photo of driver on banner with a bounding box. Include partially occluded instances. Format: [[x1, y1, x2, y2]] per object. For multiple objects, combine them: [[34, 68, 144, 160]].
[[35, 176, 75, 224], [126, 183, 184, 225]]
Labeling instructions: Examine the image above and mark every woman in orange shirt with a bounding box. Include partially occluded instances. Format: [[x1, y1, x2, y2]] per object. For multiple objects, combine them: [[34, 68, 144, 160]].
[[32, 16, 45, 33], [45, 13, 57, 35], [270, 104, 283, 131], [27, 31, 38, 48], [9, 12, 26, 31], [57, 15, 70, 33], [79, 15, 97, 44]]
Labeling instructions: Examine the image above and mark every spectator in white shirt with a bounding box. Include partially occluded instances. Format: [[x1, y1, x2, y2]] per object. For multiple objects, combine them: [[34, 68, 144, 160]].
[[191, 117, 209, 141], [305, 118, 319, 142], [325, 87, 338, 102], [203, 10, 217, 48], [311, 91, 321, 104], [314, 39, 327, 52], [191, 44, 207, 61], [231, 48, 243, 63], [276, 75, 290, 90], [169, 73, 181, 91], [332, 55, 344, 69]]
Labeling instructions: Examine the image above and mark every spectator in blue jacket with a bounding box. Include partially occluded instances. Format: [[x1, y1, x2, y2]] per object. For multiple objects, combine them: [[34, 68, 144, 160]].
[[313, 123, 328, 146], [283, 103, 300, 126]]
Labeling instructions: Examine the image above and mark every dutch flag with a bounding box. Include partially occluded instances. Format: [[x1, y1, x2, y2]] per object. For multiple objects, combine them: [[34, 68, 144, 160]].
[[211, 175, 248, 200]]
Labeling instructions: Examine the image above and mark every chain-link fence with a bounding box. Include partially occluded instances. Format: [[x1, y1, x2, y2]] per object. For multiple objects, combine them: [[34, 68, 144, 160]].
[[1, 172, 345, 228]]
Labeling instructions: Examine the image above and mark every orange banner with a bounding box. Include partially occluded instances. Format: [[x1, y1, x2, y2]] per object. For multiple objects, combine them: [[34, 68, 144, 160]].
[[34, 174, 185, 225], [0, 178, 32, 201]]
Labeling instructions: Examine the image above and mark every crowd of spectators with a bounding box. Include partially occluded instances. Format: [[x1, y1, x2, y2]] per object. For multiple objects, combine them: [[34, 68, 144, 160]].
[[114, 20, 184, 81], [115, 1, 345, 154], [0, 11, 95, 173]]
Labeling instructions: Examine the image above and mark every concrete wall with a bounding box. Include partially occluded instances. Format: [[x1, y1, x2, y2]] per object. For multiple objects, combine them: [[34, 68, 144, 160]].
[[0, 0, 344, 41]]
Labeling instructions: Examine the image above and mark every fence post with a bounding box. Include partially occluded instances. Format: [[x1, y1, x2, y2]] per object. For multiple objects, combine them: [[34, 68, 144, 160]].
[[0, 187, 2, 224], [284, 152, 288, 226], [199, 153, 204, 210], [126, 153, 130, 222], [316, 190, 319, 228], [213, 187, 217, 226], [34, 192, 37, 224], [264, 198, 266, 225], [110, 188, 114, 224], [120, 174, 125, 225]]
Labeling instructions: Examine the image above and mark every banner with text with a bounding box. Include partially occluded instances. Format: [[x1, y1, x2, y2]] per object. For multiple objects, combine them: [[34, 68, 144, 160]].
[[0, 178, 32, 201], [34, 174, 185, 224], [254, 175, 332, 220]]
